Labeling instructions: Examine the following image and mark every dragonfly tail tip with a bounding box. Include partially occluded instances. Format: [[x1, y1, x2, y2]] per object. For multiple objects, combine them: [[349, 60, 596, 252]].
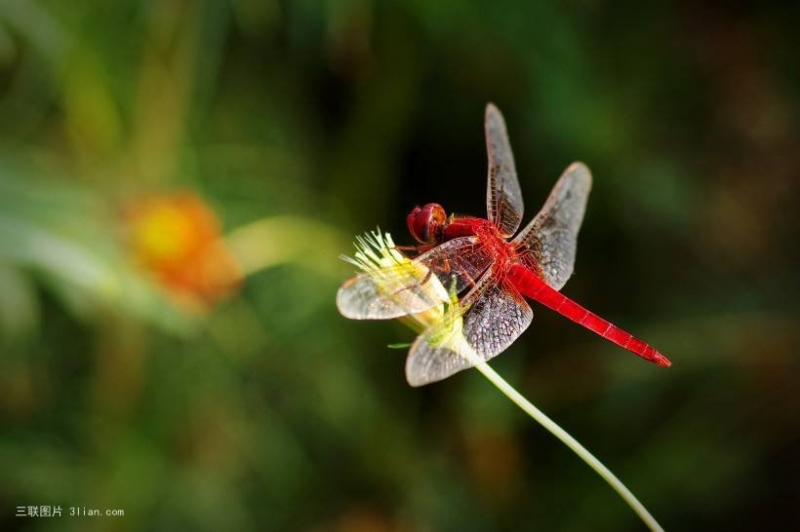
[[652, 352, 672, 368]]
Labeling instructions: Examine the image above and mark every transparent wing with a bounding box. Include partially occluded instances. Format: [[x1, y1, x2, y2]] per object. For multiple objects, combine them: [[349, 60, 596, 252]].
[[420, 236, 495, 296], [337, 237, 493, 320], [485, 104, 524, 237], [336, 264, 446, 320], [512, 162, 592, 291], [405, 270, 533, 387]]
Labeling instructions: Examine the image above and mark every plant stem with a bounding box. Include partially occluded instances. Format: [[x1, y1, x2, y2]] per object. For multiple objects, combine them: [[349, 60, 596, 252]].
[[473, 362, 664, 532]]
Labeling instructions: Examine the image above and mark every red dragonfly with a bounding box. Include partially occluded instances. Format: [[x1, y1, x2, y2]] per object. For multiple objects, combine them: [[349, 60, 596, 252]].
[[338, 104, 670, 386]]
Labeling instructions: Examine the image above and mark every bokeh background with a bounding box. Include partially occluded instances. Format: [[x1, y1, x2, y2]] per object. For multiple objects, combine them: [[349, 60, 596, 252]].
[[1, 1, 799, 531]]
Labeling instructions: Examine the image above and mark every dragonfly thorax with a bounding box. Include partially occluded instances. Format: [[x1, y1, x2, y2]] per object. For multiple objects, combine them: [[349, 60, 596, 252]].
[[474, 221, 516, 268]]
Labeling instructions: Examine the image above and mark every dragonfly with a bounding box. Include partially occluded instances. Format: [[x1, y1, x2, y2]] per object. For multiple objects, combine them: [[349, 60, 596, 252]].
[[337, 104, 671, 386]]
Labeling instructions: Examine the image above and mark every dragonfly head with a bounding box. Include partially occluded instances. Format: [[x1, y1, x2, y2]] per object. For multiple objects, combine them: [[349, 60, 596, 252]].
[[407, 203, 448, 245]]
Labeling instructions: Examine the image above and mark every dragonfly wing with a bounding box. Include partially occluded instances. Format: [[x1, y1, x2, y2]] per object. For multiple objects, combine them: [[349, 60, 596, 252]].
[[405, 271, 533, 386], [460, 279, 532, 361], [336, 266, 445, 320], [512, 162, 592, 290], [485, 104, 524, 238], [337, 236, 493, 320], [418, 236, 495, 296]]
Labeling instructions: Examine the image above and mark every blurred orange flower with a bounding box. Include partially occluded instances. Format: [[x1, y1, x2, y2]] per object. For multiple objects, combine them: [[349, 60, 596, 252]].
[[123, 192, 241, 312]]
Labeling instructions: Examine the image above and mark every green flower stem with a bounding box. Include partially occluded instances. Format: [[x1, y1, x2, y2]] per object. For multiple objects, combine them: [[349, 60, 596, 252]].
[[473, 362, 664, 532]]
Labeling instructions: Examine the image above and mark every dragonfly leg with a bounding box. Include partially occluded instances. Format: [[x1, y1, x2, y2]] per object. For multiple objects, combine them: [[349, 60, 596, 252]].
[[385, 262, 437, 302], [392, 244, 433, 257], [387, 257, 452, 301], [393, 244, 418, 252], [461, 269, 480, 290]]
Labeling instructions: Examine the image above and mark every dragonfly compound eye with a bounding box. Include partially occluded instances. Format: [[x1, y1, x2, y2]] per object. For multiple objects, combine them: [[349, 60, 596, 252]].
[[407, 203, 447, 244]]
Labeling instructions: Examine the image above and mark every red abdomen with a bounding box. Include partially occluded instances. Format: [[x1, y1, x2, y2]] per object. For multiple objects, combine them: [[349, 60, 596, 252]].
[[507, 264, 671, 367]]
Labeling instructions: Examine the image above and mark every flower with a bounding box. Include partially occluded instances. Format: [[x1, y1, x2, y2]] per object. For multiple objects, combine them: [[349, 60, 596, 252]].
[[123, 192, 241, 312], [341, 230, 477, 363]]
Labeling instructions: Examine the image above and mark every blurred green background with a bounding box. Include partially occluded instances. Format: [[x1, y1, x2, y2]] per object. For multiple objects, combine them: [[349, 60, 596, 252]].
[[1, 1, 799, 530]]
